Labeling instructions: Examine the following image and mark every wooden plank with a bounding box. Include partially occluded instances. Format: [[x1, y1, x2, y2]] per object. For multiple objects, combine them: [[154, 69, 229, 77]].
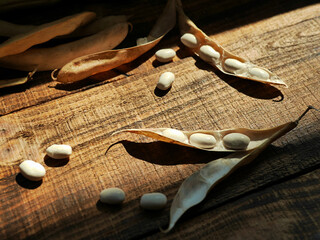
[[0, 0, 318, 116], [0, 1, 320, 240], [146, 169, 320, 240]]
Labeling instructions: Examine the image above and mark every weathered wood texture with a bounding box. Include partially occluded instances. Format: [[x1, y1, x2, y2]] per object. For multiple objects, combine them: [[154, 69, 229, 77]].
[[0, 0, 320, 239]]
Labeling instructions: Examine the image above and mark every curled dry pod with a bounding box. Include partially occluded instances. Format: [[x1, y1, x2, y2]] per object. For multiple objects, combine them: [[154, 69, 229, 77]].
[[0, 69, 36, 89], [175, 0, 286, 87], [112, 121, 300, 152], [0, 12, 96, 58], [162, 106, 319, 232], [54, 0, 176, 83], [0, 21, 129, 71]]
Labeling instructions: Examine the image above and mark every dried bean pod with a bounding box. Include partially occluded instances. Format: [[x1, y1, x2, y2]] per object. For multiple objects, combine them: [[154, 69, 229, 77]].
[[162, 106, 318, 232], [0, 21, 129, 71], [0, 12, 96, 58], [112, 122, 295, 152], [176, 0, 286, 87], [54, 0, 176, 83]]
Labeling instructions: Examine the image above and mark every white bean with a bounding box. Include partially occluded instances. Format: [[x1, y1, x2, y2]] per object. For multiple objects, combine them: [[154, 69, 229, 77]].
[[180, 33, 198, 48], [162, 128, 188, 143], [140, 192, 167, 210], [157, 72, 175, 90], [100, 188, 125, 204], [46, 144, 72, 159], [155, 48, 176, 63], [19, 160, 46, 181], [199, 45, 220, 62], [223, 133, 250, 150], [189, 133, 216, 149], [249, 67, 269, 80], [224, 58, 245, 72]]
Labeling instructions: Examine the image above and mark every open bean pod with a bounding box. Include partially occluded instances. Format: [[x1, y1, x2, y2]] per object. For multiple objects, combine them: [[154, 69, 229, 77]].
[[161, 106, 318, 232], [113, 122, 294, 152], [176, 0, 286, 87]]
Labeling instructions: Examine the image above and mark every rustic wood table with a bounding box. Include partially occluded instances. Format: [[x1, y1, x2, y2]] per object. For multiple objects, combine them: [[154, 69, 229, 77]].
[[1, 0, 319, 239]]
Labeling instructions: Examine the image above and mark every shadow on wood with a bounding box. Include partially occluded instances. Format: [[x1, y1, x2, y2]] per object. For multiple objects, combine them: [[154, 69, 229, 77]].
[[44, 155, 69, 167], [15, 173, 42, 189], [108, 140, 229, 165], [96, 200, 123, 213]]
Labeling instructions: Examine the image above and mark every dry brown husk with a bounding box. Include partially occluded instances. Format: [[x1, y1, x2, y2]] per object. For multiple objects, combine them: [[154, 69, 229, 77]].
[[0, 12, 96, 58], [54, 0, 176, 83], [0, 21, 129, 71]]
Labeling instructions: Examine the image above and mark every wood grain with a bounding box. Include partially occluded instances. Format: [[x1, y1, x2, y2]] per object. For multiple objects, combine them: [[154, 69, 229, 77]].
[[0, 0, 320, 239]]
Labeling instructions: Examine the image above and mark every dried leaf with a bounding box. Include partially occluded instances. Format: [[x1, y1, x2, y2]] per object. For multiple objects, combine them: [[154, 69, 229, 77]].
[[176, 0, 286, 87], [54, 0, 176, 83], [162, 106, 317, 232], [0, 12, 96, 58], [113, 122, 294, 152]]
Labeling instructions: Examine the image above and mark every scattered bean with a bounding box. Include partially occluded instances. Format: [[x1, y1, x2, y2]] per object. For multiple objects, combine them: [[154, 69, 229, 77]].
[[100, 188, 125, 204], [19, 160, 46, 181], [198, 45, 220, 62], [140, 193, 167, 210], [157, 72, 175, 90], [180, 33, 198, 48], [249, 67, 269, 80], [46, 144, 72, 159], [189, 133, 216, 149], [224, 58, 246, 73], [155, 48, 176, 62], [223, 133, 250, 150], [162, 128, 188, 143]]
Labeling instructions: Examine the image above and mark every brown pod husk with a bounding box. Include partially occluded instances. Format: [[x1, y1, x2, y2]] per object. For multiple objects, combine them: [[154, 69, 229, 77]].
[[176, 0, 286, 87], [0, 21, 129, 71], [0, 12, 96, 58], [54, 0, 176, 83]]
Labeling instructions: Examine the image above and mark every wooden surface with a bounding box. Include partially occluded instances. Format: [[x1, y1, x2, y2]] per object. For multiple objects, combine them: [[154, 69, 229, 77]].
[[0, 0, 320, 239]]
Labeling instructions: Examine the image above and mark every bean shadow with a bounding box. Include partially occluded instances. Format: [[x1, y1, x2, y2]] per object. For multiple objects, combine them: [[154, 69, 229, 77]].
[[15, 173, 42, 189], [44, 155, 69, 167], [194, 60, 284, 101], [107, 140, 228, 165], [154, 86, 171, 97], [96, 200, 123, 213]]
